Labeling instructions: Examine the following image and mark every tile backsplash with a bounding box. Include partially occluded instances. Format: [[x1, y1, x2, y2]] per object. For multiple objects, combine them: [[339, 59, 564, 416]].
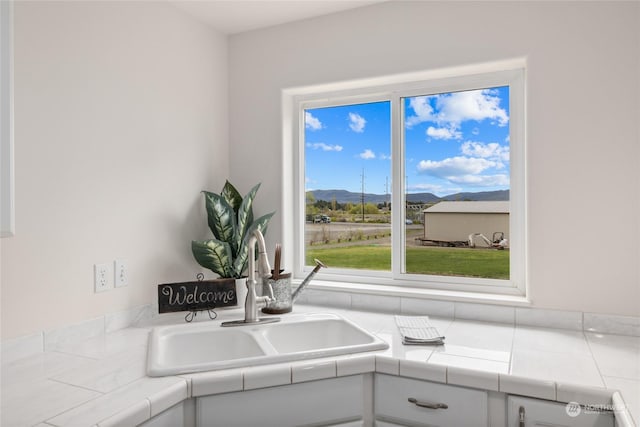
[[2, 292, 639, 366], [515, 307, 584, 331], [296, 288, 640, 337], [2, 304, 152, 364], [584, 312, 640, 337]]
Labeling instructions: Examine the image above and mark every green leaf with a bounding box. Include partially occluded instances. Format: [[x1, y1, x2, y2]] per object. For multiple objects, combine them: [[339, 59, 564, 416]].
[[191, 239, 235, 278], [232, 243, 249, 278], [244, 211, 275, 243], [221, 181, 243, 215], [202, 191, 236, 247], [233, 211, 275, 277], [234, 183, 260, 251]]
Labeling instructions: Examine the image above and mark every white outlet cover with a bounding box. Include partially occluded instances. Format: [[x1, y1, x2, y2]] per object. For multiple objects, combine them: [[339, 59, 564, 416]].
[[94, 263, 111, 293], [114, 259, 127, 287]]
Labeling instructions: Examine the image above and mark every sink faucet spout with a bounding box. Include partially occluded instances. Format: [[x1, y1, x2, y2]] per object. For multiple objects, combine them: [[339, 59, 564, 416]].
[[222, 229, 281, 327], [244, 229, 276, 323]]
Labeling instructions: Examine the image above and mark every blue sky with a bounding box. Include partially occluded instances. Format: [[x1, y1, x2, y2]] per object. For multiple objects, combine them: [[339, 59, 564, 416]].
[[304, 86, 510, 197]]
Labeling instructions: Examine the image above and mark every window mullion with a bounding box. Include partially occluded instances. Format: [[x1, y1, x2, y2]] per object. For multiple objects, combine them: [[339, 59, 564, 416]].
[[292, 100, 306, 279], [391, 94, 404, 278]]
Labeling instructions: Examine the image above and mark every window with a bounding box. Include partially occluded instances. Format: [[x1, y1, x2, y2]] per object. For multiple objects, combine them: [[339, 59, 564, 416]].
[[304, 100, 392, 272], [402, 87, 510, 280], [284, 60, 526, 296]]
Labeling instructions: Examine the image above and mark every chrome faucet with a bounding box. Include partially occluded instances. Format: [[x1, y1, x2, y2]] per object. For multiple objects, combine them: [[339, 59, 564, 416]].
[[221, 229, 280, 327], [244, 229, 276, 322]]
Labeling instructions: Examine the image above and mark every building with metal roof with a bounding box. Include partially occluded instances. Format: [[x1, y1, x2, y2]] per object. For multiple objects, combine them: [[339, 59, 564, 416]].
[[420, 201, 510, 245]]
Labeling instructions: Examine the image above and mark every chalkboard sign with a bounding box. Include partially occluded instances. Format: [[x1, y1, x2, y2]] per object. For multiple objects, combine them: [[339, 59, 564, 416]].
[[158, 279, 237, 313]]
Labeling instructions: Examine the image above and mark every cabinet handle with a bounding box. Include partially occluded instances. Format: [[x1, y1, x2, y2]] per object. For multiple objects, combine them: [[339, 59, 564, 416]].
[[408, 397, 448, 410], [519, 406, 525, 427]]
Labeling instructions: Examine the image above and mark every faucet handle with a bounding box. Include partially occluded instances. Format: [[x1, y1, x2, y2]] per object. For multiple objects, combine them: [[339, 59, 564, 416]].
[[262, 278, 276, 302]]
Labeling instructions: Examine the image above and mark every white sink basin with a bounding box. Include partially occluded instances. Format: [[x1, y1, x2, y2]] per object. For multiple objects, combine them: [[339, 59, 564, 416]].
[[263, 316, 380, 354], [147, 313, 388, 377]]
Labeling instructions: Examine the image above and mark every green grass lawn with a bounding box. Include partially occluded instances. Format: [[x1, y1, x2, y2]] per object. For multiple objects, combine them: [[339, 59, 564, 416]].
[[306, 245, 509, 279]]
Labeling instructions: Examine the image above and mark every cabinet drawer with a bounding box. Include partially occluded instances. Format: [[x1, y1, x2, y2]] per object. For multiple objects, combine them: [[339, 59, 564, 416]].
[[507, 396, 614, 427], [197, 375, 364, 427], [374, 374, 488, 427]]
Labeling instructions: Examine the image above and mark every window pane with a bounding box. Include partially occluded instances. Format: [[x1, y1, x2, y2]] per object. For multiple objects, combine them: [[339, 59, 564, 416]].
[[403, 87, 510, 280], [304, 101, 391, 272]]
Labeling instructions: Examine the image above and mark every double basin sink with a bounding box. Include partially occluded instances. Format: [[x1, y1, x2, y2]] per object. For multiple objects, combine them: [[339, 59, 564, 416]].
[[147, 313, 389, 377]]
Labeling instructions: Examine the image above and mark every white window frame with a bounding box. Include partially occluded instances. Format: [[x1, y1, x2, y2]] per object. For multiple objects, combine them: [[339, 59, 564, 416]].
[[1, 0, 14, 237], [282, 59, 527, 298]]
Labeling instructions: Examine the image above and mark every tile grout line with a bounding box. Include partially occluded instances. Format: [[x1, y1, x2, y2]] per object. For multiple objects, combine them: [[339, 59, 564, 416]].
[[47, 377, 107, 394], [508, 320, 517, 375], [583, 328, 608, 389], [42, 383, 106, 427], [48, 349, 102, 361]]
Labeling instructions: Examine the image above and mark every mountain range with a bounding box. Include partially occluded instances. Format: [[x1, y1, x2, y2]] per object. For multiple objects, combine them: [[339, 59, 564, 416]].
[[309, 189, 509, 204]]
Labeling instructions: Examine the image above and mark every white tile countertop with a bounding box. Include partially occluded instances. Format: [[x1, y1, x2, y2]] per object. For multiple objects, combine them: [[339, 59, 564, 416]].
[[1, 304, 639, 426]]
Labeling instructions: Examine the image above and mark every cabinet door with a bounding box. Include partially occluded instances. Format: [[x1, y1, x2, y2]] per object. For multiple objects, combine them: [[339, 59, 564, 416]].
[[196, 375, 364, 427], [507, 396, 614, 427], [374, 374, 488, 427]]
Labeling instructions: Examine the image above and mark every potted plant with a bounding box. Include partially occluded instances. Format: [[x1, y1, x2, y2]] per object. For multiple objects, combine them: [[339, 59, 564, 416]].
[[191, 181, 274, 306]]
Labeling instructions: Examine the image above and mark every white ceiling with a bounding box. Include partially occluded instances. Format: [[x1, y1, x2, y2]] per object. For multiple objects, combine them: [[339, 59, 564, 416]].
[[169, 0, 386, 35]]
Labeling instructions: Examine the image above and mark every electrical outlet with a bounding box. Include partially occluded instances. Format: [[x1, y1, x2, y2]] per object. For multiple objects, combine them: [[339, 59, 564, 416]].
[[114, 259, 127, 287], [94, 263, 111, 293]]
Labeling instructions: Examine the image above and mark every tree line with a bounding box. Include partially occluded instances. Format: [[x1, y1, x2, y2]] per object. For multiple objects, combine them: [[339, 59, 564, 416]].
[[306, 192, 391, 215]]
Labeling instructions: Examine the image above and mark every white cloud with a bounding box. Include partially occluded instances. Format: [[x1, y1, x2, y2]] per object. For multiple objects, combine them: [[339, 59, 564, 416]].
[[405, 96, 435, 128], [349, 112, 366, 133], [461, 141, 509, 162], [448, 174, 510, 186], [426, 126, 462, 140], [437, 89, 509, 127], [379, 153, 391, 160], [417, 156, 498, 177], [416, 155, 509, 188], [405, 89, 508, 129], [306, 142, 343, 152], [305, 112, 322, 130], [359, 149, 376, 160], [305, 176, 317, 190], [409, 183, 445, 193], [416, 137, 512, 188]]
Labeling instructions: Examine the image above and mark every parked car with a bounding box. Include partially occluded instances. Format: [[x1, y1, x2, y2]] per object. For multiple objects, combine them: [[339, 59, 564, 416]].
[[405, 219, 413, 225], [314, 215, 331, 224]]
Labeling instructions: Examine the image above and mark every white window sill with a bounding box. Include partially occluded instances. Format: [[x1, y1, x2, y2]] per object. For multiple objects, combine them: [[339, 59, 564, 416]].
[[295, 279, 531, 307]]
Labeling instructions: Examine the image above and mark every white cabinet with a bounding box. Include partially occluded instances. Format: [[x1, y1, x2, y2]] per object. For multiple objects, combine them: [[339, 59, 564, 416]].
[[374, 374, 488, 427], [507, 396, 614, 427], [140, 402, 184, 427], [186, 371, 620, 427], [196, 375, 365, 427]]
